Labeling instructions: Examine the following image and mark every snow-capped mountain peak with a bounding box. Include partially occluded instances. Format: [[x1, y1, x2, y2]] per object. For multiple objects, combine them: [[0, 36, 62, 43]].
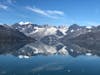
[[19, 21, 31, 25]]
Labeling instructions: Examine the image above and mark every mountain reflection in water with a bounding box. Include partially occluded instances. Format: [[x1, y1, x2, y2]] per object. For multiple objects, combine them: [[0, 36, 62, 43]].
[[0, 41, 100, 57], [0, 42, 100, 75]]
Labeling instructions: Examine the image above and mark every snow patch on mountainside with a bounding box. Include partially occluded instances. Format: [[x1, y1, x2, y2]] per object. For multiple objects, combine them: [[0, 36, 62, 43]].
[[86, 26, 92, 29], [58, 27, 68, 35], [44, 27, 57, 35], [70, 29, 74, 32]]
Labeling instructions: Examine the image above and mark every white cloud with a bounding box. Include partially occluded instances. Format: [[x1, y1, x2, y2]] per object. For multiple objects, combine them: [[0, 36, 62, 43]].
[[26, 6, 64, 19], [0, 4, 8, 10], [26, 6, 49, 16], [47, 10, 64, 15]]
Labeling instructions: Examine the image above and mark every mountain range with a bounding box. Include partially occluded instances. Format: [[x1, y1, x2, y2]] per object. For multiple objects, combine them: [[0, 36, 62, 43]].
[[0, 22, 100, 50]]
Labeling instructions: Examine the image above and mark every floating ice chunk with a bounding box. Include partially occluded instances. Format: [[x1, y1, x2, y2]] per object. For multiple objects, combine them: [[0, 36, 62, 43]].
[[86, 53, 92, 56], [24, 55, 30, 59], [18, 55, 30, 59], [18, 55, 24, 59]]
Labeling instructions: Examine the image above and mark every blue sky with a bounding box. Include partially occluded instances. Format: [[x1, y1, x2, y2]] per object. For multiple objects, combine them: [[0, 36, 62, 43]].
[[0, 0, 100, 26]]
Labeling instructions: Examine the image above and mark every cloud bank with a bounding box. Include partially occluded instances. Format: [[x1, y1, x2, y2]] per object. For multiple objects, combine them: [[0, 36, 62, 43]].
[[26, 6, 64, 19]]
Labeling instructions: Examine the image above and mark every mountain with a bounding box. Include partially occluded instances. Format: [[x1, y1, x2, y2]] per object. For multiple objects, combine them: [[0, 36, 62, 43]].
[[70, 30, 100, 50], [0, 24, 35, 42], [62, 24, 100, 51], [62, 24, 92, 40], [60, 24, 95, 44], [12, 23, 95, 41], [12, 22, 68, 41], [7, 22, 100, 49], [12, 22, 100, 46]]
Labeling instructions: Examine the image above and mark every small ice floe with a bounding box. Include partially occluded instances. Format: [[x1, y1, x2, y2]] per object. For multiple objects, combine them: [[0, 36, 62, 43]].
[[86, 53, 92, 56], [18, 55, 30, 59], [24, 55, 30, 58], [18, 55, 23, 59]]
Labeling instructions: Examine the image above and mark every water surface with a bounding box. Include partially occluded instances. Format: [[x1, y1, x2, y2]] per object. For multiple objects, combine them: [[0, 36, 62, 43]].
[[0, 42, 100, 75]]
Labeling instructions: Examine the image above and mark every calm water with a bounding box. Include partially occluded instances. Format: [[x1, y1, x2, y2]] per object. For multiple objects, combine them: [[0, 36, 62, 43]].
[[0, 42, 100, 75]]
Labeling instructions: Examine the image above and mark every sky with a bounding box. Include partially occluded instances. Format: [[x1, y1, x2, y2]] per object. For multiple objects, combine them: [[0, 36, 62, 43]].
[[0, 0, 100, 26]]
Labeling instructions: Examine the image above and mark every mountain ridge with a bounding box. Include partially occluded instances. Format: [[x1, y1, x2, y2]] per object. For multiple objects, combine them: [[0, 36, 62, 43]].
[[1, 22, 100, 48]]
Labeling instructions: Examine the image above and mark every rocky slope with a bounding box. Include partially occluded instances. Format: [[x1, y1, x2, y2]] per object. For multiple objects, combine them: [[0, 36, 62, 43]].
[[0, 24, 35, 42]]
